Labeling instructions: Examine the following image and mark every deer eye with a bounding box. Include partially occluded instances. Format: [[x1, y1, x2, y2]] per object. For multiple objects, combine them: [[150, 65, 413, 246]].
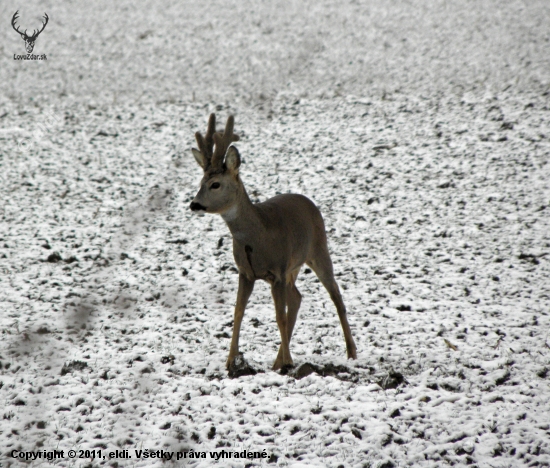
[[210, 182, 221, 189]]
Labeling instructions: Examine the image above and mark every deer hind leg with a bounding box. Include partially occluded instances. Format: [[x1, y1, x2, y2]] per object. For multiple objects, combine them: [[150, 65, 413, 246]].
[[273, 277, 302, 370], [308, 249, 357, 360], [271, 280, 294, 371], [227, 273, 255, 369]]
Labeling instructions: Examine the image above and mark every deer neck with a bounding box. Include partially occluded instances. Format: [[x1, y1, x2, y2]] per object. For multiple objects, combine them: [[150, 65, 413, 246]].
[[221, 184, 262, 242]]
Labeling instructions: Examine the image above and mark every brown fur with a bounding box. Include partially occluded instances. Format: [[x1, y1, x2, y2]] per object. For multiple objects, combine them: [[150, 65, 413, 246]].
[[190, 114, 357, 370]]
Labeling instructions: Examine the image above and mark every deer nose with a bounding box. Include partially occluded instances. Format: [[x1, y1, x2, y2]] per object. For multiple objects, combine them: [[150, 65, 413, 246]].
[[190, 201, 207, 212]]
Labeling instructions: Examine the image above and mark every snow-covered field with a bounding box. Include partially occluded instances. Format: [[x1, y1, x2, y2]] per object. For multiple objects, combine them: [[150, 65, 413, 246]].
[[1, 1, 549, 467]]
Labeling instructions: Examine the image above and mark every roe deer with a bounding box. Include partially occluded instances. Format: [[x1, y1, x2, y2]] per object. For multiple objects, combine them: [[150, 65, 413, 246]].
[[189, 114, 357, 371]]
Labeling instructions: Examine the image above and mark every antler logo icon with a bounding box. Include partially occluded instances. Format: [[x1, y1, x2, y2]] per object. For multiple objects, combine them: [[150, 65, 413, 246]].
[[11, 10, 49, 54]]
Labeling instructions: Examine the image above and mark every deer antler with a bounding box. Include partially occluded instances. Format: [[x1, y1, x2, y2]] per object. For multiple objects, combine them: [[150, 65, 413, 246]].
[[11, 10, 25, 38], [29, 13, 49, 40], [11, 11, 48, 40], [211, 115, 240, 170], [194, 113, 216, 162], [194, 114, 239, 171]]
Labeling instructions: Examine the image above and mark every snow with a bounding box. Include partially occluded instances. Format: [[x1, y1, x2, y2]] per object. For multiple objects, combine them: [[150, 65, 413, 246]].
[[1, 0, 550, 467]]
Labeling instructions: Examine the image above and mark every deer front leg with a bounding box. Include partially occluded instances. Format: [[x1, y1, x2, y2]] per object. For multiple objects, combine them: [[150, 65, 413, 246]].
[[271, 280, 294, 371], [273, 283, 302, 370], [227, 273, 255, 369]]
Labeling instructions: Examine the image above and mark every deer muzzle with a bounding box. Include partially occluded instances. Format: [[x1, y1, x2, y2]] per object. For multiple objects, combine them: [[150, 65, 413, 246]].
[[190, 201, 207, 212]]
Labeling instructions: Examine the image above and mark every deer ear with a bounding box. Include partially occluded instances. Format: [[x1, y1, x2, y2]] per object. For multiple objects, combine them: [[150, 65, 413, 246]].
[[225, 146, 241, 172], [191, 148, 207, 170]]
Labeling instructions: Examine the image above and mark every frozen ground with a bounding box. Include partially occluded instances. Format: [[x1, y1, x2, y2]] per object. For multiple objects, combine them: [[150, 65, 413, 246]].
[[1, 1, 549, 467]]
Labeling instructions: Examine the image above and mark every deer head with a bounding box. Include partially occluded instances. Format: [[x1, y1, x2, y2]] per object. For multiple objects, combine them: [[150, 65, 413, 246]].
[[12, 10, 49, 54], [190, 114, 242, 214]]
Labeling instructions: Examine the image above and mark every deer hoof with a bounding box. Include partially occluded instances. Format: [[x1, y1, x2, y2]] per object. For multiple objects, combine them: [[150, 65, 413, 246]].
[[280, 363, 295, 375], [272, 357, 294, 372], [227, 353, 257, 378], [272, 357, 286, 371], [226, 352, 242, 370]]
